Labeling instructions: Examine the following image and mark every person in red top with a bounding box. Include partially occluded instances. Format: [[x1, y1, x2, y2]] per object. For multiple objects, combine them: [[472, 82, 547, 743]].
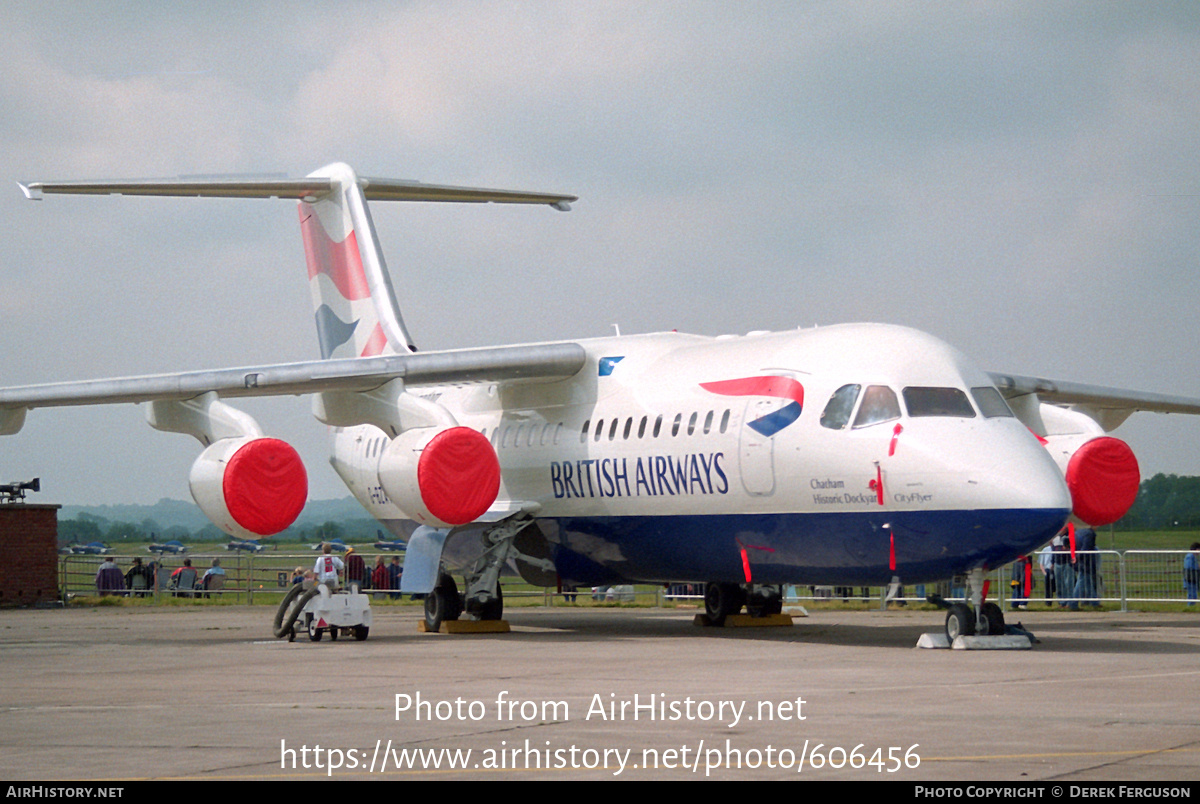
[[371, 555, 390, 592]]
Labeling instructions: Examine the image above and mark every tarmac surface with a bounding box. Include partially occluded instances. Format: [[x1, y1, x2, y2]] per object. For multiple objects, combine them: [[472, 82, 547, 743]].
[[1, 603, 1198, 781]]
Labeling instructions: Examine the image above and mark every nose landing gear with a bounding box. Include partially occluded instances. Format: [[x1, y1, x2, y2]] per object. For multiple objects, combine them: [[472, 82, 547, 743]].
[[941, 569, 1007, 640]]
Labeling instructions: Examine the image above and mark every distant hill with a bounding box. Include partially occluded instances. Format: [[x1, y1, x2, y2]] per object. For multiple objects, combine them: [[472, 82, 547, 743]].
[[58, 497, 383, 542]]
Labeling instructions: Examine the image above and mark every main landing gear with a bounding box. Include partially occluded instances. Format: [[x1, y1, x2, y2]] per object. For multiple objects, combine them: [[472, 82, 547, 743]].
[[943, 567, 1005, 641], [703, 582, 783, 626], [423, 515, 538, 632], [423, 571, 506, 631]]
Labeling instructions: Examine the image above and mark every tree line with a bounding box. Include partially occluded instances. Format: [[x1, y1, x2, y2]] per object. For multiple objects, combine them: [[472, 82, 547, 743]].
[[1117, 473, 1200, 530]]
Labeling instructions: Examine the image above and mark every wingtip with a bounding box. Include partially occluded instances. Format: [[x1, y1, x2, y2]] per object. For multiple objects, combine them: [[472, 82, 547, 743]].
[[16, 181, 42, 201]]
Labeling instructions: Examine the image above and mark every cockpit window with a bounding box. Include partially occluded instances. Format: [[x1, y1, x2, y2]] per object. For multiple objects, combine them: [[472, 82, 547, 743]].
[[903, 387, 976, 418], [820, 384, 861, 430], [971, 386, 1015, 418], [853, 385, 901, 428]]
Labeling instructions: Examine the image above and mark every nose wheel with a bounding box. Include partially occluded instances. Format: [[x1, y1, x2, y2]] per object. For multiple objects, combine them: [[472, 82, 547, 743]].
[[944, 603, 975, 640], [943, 570, 1007, 641]]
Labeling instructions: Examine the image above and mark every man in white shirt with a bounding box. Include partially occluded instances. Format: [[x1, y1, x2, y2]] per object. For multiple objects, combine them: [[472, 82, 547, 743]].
[[313, 543, 344, 590]]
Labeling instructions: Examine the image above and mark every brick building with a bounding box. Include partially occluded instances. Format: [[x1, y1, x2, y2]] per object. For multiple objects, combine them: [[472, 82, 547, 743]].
[[0, 504, 61, 607]]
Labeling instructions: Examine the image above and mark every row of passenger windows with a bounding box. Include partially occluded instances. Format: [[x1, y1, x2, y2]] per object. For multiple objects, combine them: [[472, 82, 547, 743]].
[[358, 383, 1007, 454], [819, 384, 1014, 431], [359, 409, 737, 456], [481, 409, 734, 450]]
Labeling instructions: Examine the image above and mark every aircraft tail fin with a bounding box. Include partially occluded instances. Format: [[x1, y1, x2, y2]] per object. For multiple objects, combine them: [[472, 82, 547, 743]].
[[20, 164, 576, 360], [301, 163, 415, 359]]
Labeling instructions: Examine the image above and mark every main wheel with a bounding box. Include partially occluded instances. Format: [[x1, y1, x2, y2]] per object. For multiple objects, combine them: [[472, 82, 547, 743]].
[[945, 603, 976, 641], [424, 574, 462, 632], [704, 582, 745, 627], [746, 586, 783, 618], [479, 584, 503, 621], [979, 602, 1006, 636]]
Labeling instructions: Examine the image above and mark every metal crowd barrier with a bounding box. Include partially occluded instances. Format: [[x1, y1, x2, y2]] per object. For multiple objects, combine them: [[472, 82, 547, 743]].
[[58, 549, 1200, 611]]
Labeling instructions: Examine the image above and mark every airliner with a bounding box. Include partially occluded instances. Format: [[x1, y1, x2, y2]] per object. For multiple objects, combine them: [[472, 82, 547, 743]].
[[6, 163, 1200, 640]]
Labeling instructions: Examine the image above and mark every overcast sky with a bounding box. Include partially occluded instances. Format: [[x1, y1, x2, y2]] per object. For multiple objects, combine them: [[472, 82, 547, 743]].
[[2, 1, 1199, 509]]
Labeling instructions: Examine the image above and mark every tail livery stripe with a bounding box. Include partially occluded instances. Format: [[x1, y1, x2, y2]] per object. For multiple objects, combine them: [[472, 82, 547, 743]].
[[300, 210, 371, 300], [360, 323, 388, 358], [700, 376, 805, 437]]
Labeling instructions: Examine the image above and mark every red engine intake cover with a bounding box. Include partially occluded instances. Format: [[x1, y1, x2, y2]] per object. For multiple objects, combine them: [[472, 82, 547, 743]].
[[223, 438, 308, 535], [416, 427, 500, 525], [1065, 436, 1140, 527]]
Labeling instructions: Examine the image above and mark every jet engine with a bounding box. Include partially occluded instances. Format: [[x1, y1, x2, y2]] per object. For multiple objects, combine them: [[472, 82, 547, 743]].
[[189, 436, 308, 539], [378, 426, 500, 528], [1040, 406, 1140, 526]]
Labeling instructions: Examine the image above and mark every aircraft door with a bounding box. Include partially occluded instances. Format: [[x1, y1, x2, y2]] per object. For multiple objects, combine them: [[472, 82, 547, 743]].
[[739, 399, 776, 496]]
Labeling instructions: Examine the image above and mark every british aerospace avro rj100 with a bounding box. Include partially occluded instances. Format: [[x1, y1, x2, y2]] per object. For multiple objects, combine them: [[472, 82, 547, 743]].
[[6, 163, 1200, 639]]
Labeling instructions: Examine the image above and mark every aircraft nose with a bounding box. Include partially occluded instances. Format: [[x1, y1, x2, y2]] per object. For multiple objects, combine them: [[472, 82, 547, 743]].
[[975, 424, 1073, 513], [897, 418, 1071, 523]]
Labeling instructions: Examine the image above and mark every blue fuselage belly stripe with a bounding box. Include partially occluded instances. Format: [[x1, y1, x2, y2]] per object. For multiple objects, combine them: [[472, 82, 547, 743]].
[[541, 508, 1069, 586]]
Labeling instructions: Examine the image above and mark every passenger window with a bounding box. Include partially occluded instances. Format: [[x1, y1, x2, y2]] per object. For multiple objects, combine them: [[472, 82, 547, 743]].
[[637, 416, 647, 438], [719, 409, 730, 433], [608, 418, 619, 440], [853, 386, 900, 428], [514, 424, 524, 447], [703, 411, 714, 435], [594, 418, 604, 442], [553, 423, 563, 445], [671, 414, 682, 437], [490, 428, 499, 447], [904, 387, 976, 418], [580, 419, 590, 443], [502, 425, 512, 448], [821, 384, 861, 430], [623, 418, 633, 439], [653, 415, 663, 437], [687, 412, 698, 436], [971, 386, 1015, 418]]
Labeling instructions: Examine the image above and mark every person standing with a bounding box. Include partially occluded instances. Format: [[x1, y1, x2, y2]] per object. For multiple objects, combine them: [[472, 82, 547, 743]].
[[1052, 531, 1075, 609], [1071, 527, 1100, 608], [345, 547, 366, 592], [388, 555, 403, 599], [1185, 543, 1200, 606], [372, 556, 390, 594], [1038, 542, 1055, 605]]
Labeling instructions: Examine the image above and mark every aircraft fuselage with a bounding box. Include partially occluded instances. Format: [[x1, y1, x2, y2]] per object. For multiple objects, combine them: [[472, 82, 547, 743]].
[[332, 323, 1071, 586]]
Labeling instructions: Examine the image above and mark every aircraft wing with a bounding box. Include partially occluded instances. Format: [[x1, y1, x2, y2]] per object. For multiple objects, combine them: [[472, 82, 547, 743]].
[[0, 342, 586, 432], [988, 370, 1200, 431]]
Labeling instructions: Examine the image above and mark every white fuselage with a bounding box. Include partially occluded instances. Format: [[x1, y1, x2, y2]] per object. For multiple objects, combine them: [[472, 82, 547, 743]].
[[331, 323, 1071, 586]]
